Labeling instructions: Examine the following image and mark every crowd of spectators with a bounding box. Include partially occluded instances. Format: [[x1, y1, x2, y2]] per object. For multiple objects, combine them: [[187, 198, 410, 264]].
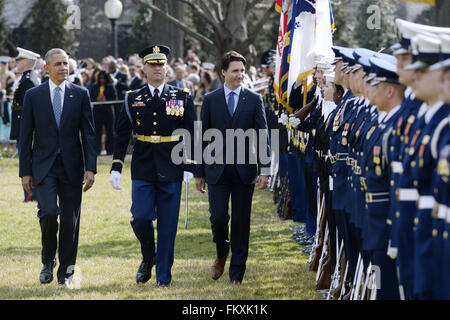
[[0, 49, 268, 157]]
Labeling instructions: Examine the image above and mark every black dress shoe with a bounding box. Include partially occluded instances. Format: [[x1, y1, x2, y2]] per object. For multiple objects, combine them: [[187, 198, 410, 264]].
[[157, 281, 170, 288], [40, 261, 56, 284], [136, 258, 155, 284]]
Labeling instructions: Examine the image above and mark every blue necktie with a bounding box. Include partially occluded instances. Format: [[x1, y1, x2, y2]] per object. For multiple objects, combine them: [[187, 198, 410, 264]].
[[53, 86, 62, 127], [227, 91, 235, 117]]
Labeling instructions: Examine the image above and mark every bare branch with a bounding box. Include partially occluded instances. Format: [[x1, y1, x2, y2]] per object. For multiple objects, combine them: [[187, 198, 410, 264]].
[[132, 0, 216, 49], [239, 0, 275, 52], [210, 0, 224, 22], [176, 0, 222, 33]]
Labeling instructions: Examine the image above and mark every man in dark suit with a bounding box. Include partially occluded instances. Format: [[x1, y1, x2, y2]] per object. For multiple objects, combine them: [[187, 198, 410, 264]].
[[108, 59, 128, 127], [168, 65, 194, 92], [194, 51, 270, 285], [19, 48, 97, 286], [127, 64, 144, 90]]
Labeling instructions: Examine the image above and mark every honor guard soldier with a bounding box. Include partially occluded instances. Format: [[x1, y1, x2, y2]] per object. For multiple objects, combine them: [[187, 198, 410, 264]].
[[428, 42, 450, 299], [403, 33, 450, 299], [109, 44, 196, 287], [363, 56, 405, 300], [13, 47, 41, 202]]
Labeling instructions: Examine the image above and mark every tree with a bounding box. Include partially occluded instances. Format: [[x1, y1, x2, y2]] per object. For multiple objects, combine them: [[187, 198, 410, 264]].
[[131, 0, 276, 67], [435, 0, 450, 27], [27, 0, 78, 56], [353, 0, 396, 52], [0, 1, 9, 56]]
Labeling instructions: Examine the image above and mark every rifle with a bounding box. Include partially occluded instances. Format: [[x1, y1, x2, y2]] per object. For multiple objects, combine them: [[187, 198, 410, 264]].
[[327, 239, 344, 300], [309, 192, 326, 271]]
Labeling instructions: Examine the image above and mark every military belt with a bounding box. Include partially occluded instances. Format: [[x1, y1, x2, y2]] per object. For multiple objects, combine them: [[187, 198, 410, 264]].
[[396, 188, 419, 202], [334, 153, 349, 162], [365, 191, 390, 203], [391, 161, 403, 174], [354, 166, 362, 175], [417, 195, 435, 210], [137, 135, 181, 143]]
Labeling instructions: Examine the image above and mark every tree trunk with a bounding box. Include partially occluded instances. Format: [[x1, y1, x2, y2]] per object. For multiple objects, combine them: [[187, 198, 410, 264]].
[[150, 0, 184, 58], [436, 0, 450, 27]]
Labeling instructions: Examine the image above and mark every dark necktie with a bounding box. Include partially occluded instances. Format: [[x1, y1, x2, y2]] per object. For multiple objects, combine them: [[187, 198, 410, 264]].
[[153, 88, 160, 105], [227, 91, 235, 117]]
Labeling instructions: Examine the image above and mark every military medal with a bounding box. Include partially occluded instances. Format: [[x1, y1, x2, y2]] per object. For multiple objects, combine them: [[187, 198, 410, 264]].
[[438, 158, 449, 176], [375, 165, 382, 176], [373, 145, 381, 165], [366, 126, 376, 140], [341, 137, 347, 146]]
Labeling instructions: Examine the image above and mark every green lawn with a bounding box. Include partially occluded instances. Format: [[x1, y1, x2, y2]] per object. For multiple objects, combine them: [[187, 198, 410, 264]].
[[0, 157, 320, 300]]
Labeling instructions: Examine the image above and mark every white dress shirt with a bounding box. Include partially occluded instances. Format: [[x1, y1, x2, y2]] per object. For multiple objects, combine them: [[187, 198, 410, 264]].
[[148, 82, 165, 97], [49, 79, 66, 111]]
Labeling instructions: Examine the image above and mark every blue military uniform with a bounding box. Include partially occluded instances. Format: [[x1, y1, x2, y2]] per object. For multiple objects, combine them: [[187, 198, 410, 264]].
[[111, 45, 196, 286], [12, 48, 41, 203], [361, 56, 403, 300]]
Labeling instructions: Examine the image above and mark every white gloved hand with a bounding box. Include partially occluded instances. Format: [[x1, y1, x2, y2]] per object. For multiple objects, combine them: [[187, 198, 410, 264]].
[[289, 115, 301, 128], [279, 112, 288, 125], [183, 171, 194, 184], [109, 170, 123, 190]]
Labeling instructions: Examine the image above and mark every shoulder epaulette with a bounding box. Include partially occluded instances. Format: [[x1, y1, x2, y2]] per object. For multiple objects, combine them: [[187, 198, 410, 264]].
[[126, 90, 133, 94], [183, 88, 190, 94]]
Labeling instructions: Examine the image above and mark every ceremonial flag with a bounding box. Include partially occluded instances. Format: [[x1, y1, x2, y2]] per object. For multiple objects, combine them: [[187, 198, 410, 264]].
[[315, 0, 334, 65], [286, 0, 316, 102], [274, 0, 289, 103]]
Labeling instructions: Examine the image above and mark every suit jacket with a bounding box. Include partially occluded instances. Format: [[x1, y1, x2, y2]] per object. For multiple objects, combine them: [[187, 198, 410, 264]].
[[195, 86, 270, 185], [168, 79, 194, 93], [19, 81, 97, 186], [128, 76, 144, 91], [112, 71, 128, 99]]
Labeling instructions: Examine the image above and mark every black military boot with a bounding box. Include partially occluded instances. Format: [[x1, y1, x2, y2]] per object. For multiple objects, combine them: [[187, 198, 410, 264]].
[[136, 257, 155, 283], [40, 260, 56, 284]]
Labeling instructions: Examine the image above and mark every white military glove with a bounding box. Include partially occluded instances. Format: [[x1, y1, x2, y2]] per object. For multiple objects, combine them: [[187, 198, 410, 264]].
[[183, 171, 194, 184], [289, 115, 301, 128], [278, 112, 288, 125], [109, 170, 123, 190]]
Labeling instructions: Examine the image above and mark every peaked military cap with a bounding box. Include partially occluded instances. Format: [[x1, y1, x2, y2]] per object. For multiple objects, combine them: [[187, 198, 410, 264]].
[[351, 48, 376, 73], [261, 49, 276, 67], [404, 33, 441, 71], [369, 56, 399, 86], [430, 34, 450, 71], [16, 47, 40, 60], [139, 45, 170, 64], [331, 46, 345, 64]]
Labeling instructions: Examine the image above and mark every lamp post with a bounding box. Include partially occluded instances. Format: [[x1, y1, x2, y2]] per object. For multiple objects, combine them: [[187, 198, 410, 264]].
[[104, 0, 123, 58]]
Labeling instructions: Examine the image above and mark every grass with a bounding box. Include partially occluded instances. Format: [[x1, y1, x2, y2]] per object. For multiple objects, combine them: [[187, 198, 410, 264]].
[[0, 157, 320, 300]]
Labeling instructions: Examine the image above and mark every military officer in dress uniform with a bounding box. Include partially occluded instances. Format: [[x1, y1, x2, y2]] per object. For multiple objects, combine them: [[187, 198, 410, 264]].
[[109, 45, 196, 287], [11, 47, 41, 202], [402, 33, 450, 300], [362, 56, 405, 300], [429, 41, 450, 300]]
